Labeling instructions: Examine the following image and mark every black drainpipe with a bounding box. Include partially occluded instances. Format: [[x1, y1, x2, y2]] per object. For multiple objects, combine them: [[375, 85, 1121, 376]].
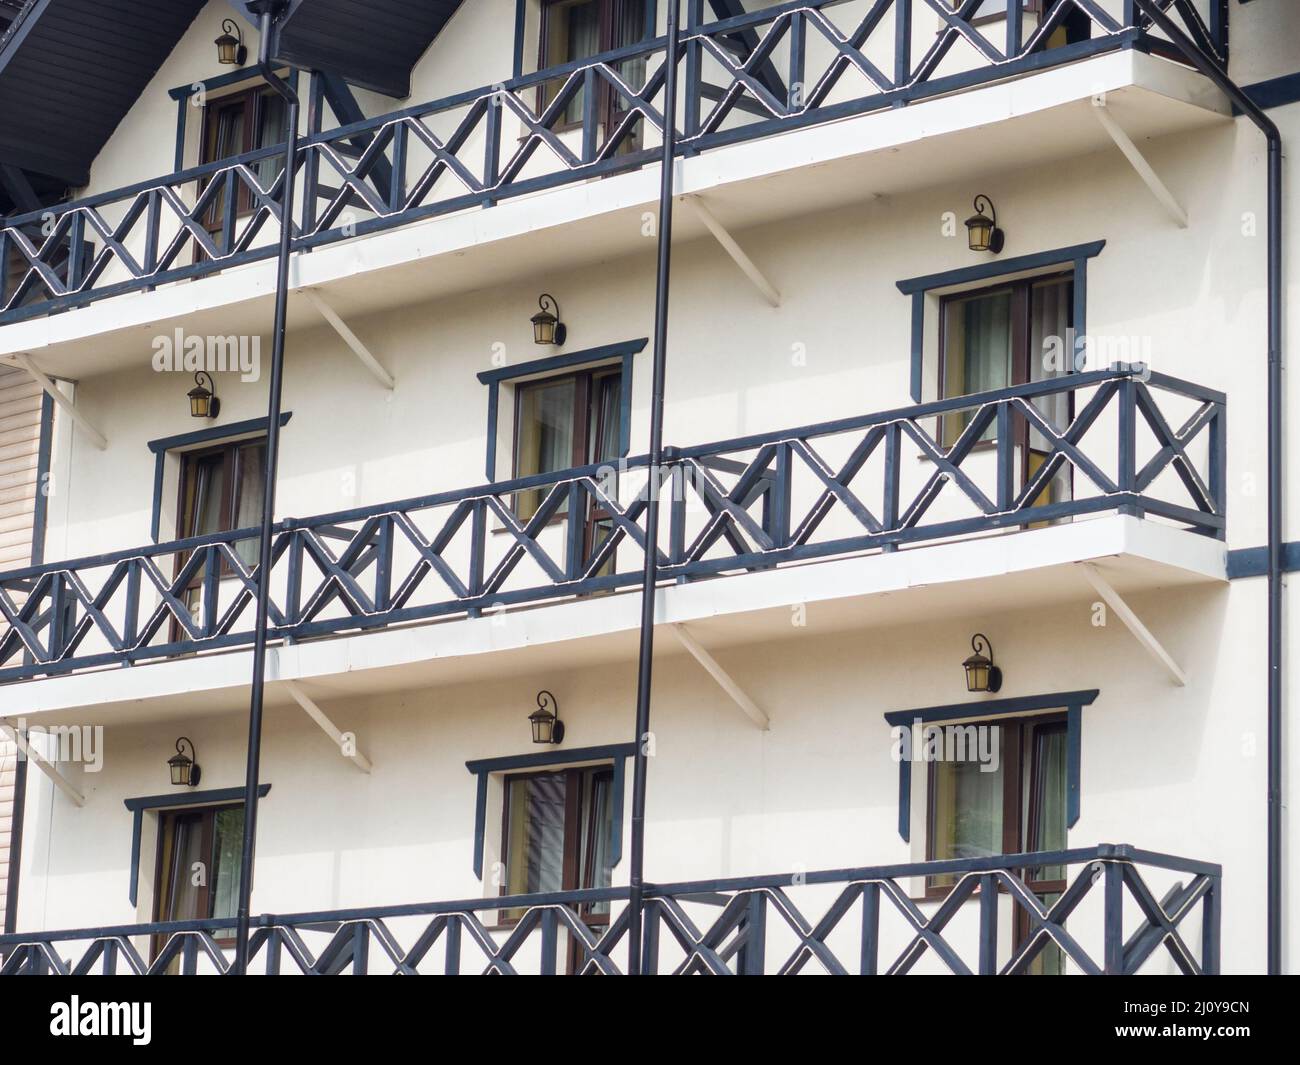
[[626, 0, 682, 975], [234, 0, 299, 976], [1131, 0, 1284, 973]]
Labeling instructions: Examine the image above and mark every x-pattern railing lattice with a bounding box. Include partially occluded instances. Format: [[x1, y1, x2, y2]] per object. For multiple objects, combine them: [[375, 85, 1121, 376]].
[[0, 0, 1227, 323], [0, 368, 1226, 683], [0, 845, 1220, 975]]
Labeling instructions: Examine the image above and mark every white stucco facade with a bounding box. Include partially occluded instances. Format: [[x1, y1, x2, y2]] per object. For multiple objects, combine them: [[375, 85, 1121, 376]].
[[0, 0, 1296, 975]]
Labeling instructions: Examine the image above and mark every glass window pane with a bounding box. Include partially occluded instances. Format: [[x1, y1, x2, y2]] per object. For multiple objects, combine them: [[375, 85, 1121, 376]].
[[589, 372, 622, 466], [504, 771, 568, 899], [233, 442, 266, 568], [161, 813, 205, 921], [209, 807, 245, 921], [212, 104, 246, 161], [544, 0, 602, 124], [577, 767, 615, 913], [515, 377, 577, 518], [1026, 724, 1067, 878], [929, 725, 1006, 887], [941, 289, 1012, 446], [205, 102, 247, 226], [185, 452, 228, 538], [253, 91, 288, 187], [613, 0, 648, 95], [1023, 720, 1068, 976], [1026, 277, 1074, 509]]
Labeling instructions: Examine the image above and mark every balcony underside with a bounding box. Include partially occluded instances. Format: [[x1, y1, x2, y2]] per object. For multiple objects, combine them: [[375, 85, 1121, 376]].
[[0, 45, 1229, 378], [0, 362, 1227, 718], [6, 515, 1224, 724], [0, 367, 1227, 720]]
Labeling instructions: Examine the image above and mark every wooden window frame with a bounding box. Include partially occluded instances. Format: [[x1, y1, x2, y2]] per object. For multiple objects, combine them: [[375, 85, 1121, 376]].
[[174, 436, 266, 565], [923, 711, 1068, 900], [510, 364, 622, 543], [511, 365, 622, 476], [151, 801, 243, 957], [171, 436, 266, 640], [935, 272, 1075, 505], [197, 84, 286, 230], [537, 0, 647, 135], [496, 764, 618, 957]]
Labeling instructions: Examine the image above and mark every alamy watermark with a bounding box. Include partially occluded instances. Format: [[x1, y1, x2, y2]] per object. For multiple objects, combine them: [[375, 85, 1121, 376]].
[[152, 327, 260, 382], [891, 720, 1000, 773], [0, 719, 103, 772]]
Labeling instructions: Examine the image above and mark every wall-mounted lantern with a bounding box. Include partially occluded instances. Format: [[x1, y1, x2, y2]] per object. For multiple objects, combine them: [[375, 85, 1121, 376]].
[[531, 294, 567, 346], [965, 195, 1005, 254], [188, 371, 221, 419], [529, 690, 565, 745], [168, 737, 202, 787], [963, 633, 1003, 693], [215, 19, 247, 67]]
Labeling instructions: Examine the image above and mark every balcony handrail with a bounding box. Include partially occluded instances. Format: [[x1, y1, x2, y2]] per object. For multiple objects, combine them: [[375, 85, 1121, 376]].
[[0, 844, 1223, 975], [0, 366, 1215, 586], [0, 0, 1226, 325], [0, 368, 1227, 682]]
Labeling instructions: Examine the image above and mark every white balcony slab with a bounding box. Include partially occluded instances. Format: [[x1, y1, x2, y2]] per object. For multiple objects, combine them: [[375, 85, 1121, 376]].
[[0, 50, 1229, 380], [2, 515, 1225, 724]]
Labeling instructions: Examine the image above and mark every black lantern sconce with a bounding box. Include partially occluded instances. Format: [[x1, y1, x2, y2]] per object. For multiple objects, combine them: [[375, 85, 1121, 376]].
[[168, 737, 202, 787], [965, 195, 1005, 254], [188, 371, 221, 419], [215, 19, 247, 66], [963, 633, 1003, 694], [531, 294, 567, 346], [529, 690, 565, 745]]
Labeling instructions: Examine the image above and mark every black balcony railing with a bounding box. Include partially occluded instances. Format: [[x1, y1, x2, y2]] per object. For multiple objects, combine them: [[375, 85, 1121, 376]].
[[0, 368, 1225, 684], [0, 845, 1221, 975], [0, 0, 1227, 325]]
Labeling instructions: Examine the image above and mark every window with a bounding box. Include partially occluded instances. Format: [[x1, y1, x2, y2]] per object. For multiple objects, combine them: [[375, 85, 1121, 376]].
[[540, 0, 647, 133], [199, 85, 289, 231], [939, 273, 1073, 507], [177, 437, 267, 569], [174, 436, 266, 635], [153, 803, 244, 955], [927, 714, 1067, 974], [513, 365, 621, 522], [500, 765, 616, 922], [953, 1, 1091, 45]]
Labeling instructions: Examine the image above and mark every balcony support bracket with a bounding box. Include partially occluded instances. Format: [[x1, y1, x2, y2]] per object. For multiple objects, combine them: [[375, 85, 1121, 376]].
[[2, 720, 86, 807], [1079, 563, 1187, 686], [283, 680, 373, 773], [1093, 103, 1188, 229], [670, 623, 770, 730], [301, 289, 395, 390], [4, 353, 107, 450], [682, 195, 781, 308]]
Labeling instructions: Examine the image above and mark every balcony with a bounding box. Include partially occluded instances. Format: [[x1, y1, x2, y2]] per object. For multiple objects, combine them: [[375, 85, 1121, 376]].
[[0, 845, 1221, 974], [0, 0, 1231, 364], [0, 367, 1226, 702]]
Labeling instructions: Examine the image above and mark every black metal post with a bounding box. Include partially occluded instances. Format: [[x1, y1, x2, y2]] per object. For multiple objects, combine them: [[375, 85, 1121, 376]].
[[626, 0, 682, 976], [233, 0, 299, 976], [1130, 0, 1284, 973]]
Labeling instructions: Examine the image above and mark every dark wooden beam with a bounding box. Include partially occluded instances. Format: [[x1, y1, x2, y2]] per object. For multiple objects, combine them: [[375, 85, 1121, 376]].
[[706, 0, 787, 104], [318, 73, 395, 198]]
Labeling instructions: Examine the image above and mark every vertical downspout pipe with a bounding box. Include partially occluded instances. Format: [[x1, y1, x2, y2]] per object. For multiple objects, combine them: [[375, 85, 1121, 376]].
[[627, 0, 682, 976], [1131, 0, 1284, 973], [234, 0, 299, 976]]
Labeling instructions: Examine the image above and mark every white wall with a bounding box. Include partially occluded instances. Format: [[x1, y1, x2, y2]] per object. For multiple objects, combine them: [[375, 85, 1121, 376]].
[[5, 0, 1298, 974], [15, 578, 1267, 972]]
